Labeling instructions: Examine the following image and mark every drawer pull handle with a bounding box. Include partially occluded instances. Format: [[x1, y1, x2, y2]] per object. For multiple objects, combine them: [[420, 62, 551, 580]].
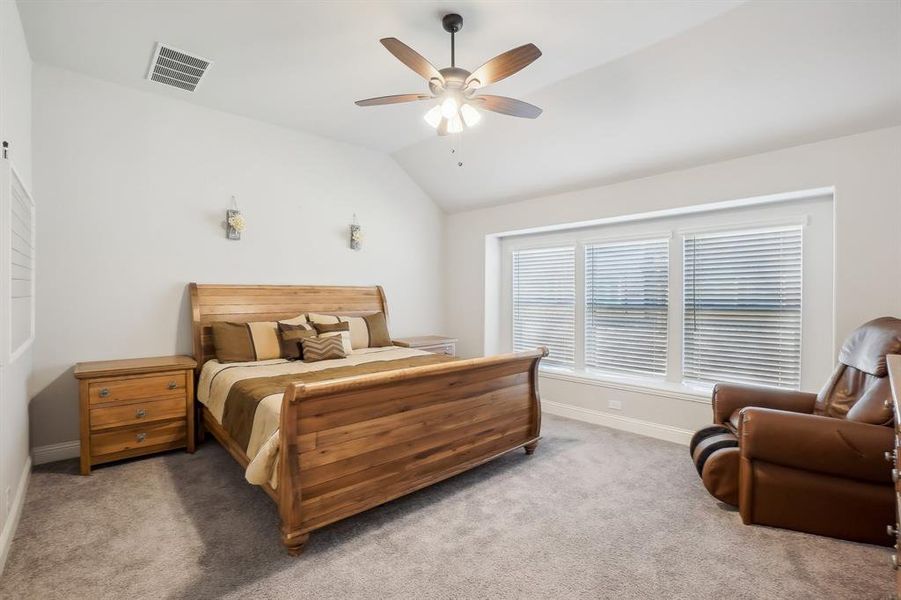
[[136, 432, 147, 443], [893, 469, 900, 483], [888, 525, 899, 538], [885, 398, 893, 410], [886, 451, 897, 464], [99, 388, 110, 398], [167, 381, 177, 390], [135, 408, 147, 419]]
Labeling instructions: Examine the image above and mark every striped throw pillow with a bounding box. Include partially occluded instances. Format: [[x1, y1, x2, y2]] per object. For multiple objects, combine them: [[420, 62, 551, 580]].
[[307, 312, 392, 349], [302, 335, 347, 362]]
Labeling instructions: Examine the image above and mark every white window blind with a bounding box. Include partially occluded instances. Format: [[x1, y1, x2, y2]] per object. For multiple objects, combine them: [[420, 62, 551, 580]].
[[683, 227, 802, 389], [585, 238, 669, 376], [512, 246, 575, 366]]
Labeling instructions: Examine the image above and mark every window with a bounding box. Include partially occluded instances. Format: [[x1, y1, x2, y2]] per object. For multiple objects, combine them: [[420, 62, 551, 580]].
[[683, 227, 802, 389], [512, 246, 575, 366], [585, 238, 669, 377]]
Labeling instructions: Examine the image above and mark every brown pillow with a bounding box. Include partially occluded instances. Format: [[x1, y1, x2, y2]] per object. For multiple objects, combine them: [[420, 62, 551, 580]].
[[302, 335, 347, 362], [212, 321, 282, 363], [361, 312, 392, 347], [278, 322, 317, 360], [312, 321, 350, 334]]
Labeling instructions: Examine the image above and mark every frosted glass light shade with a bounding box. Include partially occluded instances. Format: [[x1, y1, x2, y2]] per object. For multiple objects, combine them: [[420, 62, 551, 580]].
[[446, 115, 464, 134], [424, 105, 442, 128], [441, 97, 459, 119], [460, 103, 481, 127]]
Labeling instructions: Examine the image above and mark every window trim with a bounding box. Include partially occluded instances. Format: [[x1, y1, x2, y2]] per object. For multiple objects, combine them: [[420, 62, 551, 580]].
[[499, 203, 823, 394]]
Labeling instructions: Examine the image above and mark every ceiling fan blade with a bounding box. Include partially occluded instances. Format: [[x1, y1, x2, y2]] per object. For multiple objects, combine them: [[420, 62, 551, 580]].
[[380, 38, 444, 84], [465, 43, 541, 89], [472, 95, 542, 118], [355, 94, 432, 107]]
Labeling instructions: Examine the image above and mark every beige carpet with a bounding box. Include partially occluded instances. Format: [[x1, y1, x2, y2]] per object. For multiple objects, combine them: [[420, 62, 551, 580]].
[[1, 415, 891, 599]]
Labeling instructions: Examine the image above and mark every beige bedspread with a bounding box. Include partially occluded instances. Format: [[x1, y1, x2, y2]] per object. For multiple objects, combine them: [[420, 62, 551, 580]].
[[196, 347, 445, 488]]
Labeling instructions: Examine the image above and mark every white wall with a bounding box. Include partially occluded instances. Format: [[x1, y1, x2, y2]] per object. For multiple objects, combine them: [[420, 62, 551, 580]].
[[29, 65, 445, 449], [446, 126, 901, 437], [0, 0, 32, 573]]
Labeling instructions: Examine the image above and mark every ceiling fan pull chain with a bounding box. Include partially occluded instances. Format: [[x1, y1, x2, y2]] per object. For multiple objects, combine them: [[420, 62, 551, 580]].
[[451, 132, 464, 167]]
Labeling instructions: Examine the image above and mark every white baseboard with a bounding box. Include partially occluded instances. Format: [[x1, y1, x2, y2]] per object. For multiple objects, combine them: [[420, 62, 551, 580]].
[[31, 440, 80, 466], [0, 457, 31, 578], [542, 399, 693, 445]]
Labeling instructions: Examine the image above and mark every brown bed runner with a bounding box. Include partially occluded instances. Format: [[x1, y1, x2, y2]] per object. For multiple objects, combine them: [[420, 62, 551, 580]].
[[222, 354, 455, 450]]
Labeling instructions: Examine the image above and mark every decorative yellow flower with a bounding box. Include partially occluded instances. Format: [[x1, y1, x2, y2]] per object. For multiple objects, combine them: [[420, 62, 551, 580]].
[[228, 213, 246, 232]]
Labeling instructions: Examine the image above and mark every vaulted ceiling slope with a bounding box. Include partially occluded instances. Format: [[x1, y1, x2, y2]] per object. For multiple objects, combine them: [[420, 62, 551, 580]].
[[18, 1, 901, 212], [393, 0, 901, 211]]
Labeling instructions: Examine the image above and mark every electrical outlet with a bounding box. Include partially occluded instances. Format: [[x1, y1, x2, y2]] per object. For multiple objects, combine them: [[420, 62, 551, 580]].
[[608, 399, 622, 410]]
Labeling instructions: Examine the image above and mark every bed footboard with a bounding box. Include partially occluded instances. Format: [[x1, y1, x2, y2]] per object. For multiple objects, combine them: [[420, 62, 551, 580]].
[[277, 348, 547, 555]]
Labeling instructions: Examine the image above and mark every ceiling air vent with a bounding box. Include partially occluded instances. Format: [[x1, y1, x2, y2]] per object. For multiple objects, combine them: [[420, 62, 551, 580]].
[[146, 43, 212, 92]]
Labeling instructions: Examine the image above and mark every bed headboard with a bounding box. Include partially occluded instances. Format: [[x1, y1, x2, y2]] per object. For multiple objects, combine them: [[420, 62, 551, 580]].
[[188, 283, 388, 370]]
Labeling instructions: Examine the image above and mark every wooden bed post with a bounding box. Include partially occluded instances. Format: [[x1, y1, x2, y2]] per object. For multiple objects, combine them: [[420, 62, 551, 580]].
[[278, 382, 309, 555], [523, 346, 548, 455]]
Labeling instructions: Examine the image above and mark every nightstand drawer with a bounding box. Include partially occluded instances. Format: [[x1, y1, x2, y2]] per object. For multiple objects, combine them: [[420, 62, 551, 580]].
[[88, 371, 186, 405], [90, 420, 186, 457], [90, 397, 186, 431]]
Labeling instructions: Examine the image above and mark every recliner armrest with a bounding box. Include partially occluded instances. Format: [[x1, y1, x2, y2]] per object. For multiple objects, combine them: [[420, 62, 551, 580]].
[[739, 407, 893, 484], [712, 383, 816, 424]]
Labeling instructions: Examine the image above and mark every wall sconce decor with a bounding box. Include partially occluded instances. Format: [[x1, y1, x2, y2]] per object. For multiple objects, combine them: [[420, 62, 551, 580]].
[[226, 195, 245, 240], [350, 214, 362, 251]]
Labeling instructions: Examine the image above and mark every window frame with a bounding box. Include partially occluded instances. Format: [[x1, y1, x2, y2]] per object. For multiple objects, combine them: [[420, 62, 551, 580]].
[[499, 203, 824, 396]]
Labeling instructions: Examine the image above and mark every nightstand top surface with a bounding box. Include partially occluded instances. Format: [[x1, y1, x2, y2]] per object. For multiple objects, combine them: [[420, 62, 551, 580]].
[[393, 335, 458, 348], [74, 355, 197, 379]]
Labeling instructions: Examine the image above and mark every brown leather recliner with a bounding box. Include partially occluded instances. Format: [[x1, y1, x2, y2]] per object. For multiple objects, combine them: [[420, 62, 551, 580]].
[[690, 316, 901, 546]]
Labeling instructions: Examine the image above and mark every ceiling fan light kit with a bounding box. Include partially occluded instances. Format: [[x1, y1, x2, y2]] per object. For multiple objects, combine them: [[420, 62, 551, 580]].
[[355, 13, 543, 137]]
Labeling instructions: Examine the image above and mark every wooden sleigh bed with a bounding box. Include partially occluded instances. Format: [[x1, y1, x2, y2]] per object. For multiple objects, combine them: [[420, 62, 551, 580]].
[[189, 283, 546, 555]]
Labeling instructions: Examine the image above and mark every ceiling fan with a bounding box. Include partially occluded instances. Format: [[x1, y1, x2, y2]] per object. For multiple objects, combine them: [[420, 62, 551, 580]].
[[355, 13, 543, 135]]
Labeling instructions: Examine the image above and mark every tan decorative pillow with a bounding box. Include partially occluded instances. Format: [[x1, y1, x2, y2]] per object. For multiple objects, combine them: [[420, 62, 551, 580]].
[[212, 321, 282, 363], [307, 312, 392, 349], [319, 331, 353, 355], [302, 335, 347, 362], [277, 322, 317, 360]]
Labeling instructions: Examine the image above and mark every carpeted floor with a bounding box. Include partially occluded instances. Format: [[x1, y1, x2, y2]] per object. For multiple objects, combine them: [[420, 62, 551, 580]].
[[0, 415, 892, 599]]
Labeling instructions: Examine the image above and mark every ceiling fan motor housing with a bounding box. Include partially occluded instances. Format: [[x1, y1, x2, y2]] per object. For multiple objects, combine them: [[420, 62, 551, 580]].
[[442, 13, 463, 34], [430, 67, 471, 95]]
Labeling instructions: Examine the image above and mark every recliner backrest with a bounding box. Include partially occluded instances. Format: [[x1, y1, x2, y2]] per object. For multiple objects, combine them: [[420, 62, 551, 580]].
[[815, 317, 901, 424]]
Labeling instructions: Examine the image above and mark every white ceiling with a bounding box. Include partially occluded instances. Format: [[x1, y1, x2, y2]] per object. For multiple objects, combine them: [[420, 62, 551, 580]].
[[17, 0, 901, 212]]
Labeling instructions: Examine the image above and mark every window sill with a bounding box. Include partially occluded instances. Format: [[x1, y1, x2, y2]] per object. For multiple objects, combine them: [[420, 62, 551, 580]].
[[538, 366, 712, 405]]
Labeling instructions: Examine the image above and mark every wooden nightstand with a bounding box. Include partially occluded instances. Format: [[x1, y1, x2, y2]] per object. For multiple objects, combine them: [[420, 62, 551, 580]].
[[74, 355, 197, 475], [393, 336, 457, 356]]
